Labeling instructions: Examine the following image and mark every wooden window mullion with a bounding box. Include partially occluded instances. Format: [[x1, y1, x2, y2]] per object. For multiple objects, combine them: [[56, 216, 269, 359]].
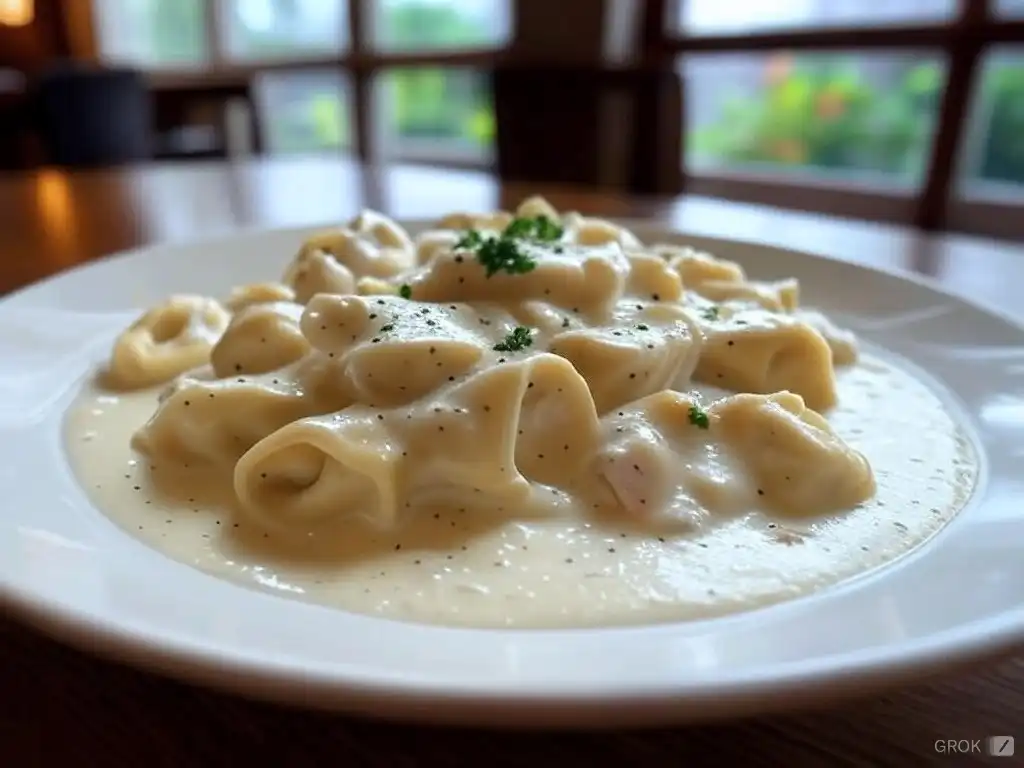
[[915, 0, 990, 230], [348, 0, 374, 163], [205, 0, 226, 68]]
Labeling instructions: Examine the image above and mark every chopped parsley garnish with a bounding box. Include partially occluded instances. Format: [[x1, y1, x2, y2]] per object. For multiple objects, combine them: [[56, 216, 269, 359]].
[[493, 326, 534, 352], [455, 229, 485, 250], [701, 305, 720, 321], [636, 323, 649, 331], [503, 215, 563, 242], [688, 404, 710, 429], [398, 284, 412, 300], [477, 238, 538, 278], [379, 323, 395, 333], [454, 215, 564, 278]]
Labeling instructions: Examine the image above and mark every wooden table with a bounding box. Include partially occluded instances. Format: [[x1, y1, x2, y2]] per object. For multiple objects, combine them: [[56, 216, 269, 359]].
[[2, 159, 1023, 766]]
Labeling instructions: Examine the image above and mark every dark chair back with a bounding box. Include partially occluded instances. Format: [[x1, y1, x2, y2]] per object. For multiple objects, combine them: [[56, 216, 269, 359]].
[[492, 66, 605, 187], [492, 65, 684, 194], [32, 63, 154, 168]]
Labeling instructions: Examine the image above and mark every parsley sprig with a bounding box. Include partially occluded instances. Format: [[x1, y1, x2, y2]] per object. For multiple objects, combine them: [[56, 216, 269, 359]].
[[701, 305, 720, 321], [493, 326, 534, 352], [688, 404, 710, 429], [398, 284, 412, 299], [502, 215, 563, 242], [455, 215, 564, 278]]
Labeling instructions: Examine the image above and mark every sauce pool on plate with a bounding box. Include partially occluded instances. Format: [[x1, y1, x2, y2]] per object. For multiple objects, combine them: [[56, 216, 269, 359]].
[[62, 198, 979, 628]]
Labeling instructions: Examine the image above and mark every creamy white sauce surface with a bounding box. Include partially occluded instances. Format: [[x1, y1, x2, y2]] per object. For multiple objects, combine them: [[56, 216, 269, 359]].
[[64, 352, 977, 628]]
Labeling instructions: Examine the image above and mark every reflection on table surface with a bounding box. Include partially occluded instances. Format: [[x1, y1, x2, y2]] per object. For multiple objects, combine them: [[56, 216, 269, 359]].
[[3, 158, 1024, 319]]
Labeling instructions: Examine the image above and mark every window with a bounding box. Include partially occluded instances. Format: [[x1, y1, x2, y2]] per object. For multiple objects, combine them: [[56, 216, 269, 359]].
[[92, 0, 207, 67], [657, 0, 1024, 237], [677, 0, 955, 35], [255, 70, 351, 154], [91, 0, 506, 163], [958, 47, 1024, 199], [683, 52, 945, 186], [222, 0, 348, 61], [996, 0, 1024, 18], [371, 0, 511, 51], [379, 68, 494, 159]]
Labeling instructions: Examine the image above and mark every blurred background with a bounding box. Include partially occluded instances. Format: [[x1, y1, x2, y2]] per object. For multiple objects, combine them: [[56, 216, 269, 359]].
[[0, 0, 1022, 239]]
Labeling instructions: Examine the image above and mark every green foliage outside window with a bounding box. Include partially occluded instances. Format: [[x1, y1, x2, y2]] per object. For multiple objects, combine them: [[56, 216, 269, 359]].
[[146, 0, 494, 152], [377, 0, 496, 148], [692, 54, 1024, 186], [974, 60, 1024, 185], [141, 2, 1021, 178]]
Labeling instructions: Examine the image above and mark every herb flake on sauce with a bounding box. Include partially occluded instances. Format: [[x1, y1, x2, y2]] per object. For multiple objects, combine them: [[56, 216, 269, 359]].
[[493, 326, 534, 353], [688, 404, 710, 429], [455, 216, 564, 278]]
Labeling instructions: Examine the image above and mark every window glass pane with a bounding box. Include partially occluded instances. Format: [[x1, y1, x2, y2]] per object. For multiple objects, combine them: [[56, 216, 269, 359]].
[[93, 0, 206, 67], [995, 0, 1024, 17], [255, 70, 351, 154], [372, 0, 511, 51], [958, 47, 1024, 199], [682, 52, 946, 187], [679, 0, 955, 34], [380, 68, 494, 158], [223, 0, 348, 60]]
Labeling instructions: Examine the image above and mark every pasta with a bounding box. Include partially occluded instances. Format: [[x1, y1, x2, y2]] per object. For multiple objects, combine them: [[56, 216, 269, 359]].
[[105, 200, 874, 535], [104, 295, 230, 389]]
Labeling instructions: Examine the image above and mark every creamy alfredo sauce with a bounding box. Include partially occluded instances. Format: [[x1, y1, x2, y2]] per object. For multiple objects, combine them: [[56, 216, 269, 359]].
[[65, 352, 976, 628]]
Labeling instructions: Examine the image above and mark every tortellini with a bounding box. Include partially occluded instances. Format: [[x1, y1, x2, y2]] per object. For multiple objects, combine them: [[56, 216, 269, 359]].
[[691, 278, 799, 313], [287, 210, 415, 284], [406, 241, 631, 318], [693, 308, 839, 411], [210, 301, 310, 378], [659, 244, 746, 286], [224, 282, 296, 312], [133, 373, 320, 467], [284, 250, 356, 304], [114, 197, 872, 535], [593, 389, 874, 526], [711, 391, 875, 516], [105, 295, 230, 390]]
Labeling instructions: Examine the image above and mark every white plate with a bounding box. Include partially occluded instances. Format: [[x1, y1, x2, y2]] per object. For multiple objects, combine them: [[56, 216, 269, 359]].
[[1, 222, 1023, 729]]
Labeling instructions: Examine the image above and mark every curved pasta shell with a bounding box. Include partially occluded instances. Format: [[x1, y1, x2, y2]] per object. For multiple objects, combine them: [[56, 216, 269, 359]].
[[224, 282, 296, 312], [435, 211, 513, 232], [660, 245, 746, 286], [210, 301, 310, 378], [235, 410, 403, 532], [284, 250, 357, 304], [132, 375, 319, 467], [408, 242, 630, 318], [551, 327, 698, 415], [710, 391, 876, 516], [300, 294, 510, 405], [105, 295, 230, 390], [624, 251, 684, 303], [695, 313, 838, 411], [561, 212, 643, 249], [402, 352, 603, 494], [692, 278, 800, 312]]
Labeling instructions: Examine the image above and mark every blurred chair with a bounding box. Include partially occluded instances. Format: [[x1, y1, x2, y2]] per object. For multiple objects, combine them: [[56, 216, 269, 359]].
[[492, 65, 684, 195], [31, 63, 154, 168], [492, 66, 605, 187], [0, 68, 31, 170]]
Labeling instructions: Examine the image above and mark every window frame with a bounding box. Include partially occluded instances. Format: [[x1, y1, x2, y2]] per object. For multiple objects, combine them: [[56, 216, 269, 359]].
[[84, 0, 1024, 241], [90, 0, 512, 165], [648, 0, 1024, 240]]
